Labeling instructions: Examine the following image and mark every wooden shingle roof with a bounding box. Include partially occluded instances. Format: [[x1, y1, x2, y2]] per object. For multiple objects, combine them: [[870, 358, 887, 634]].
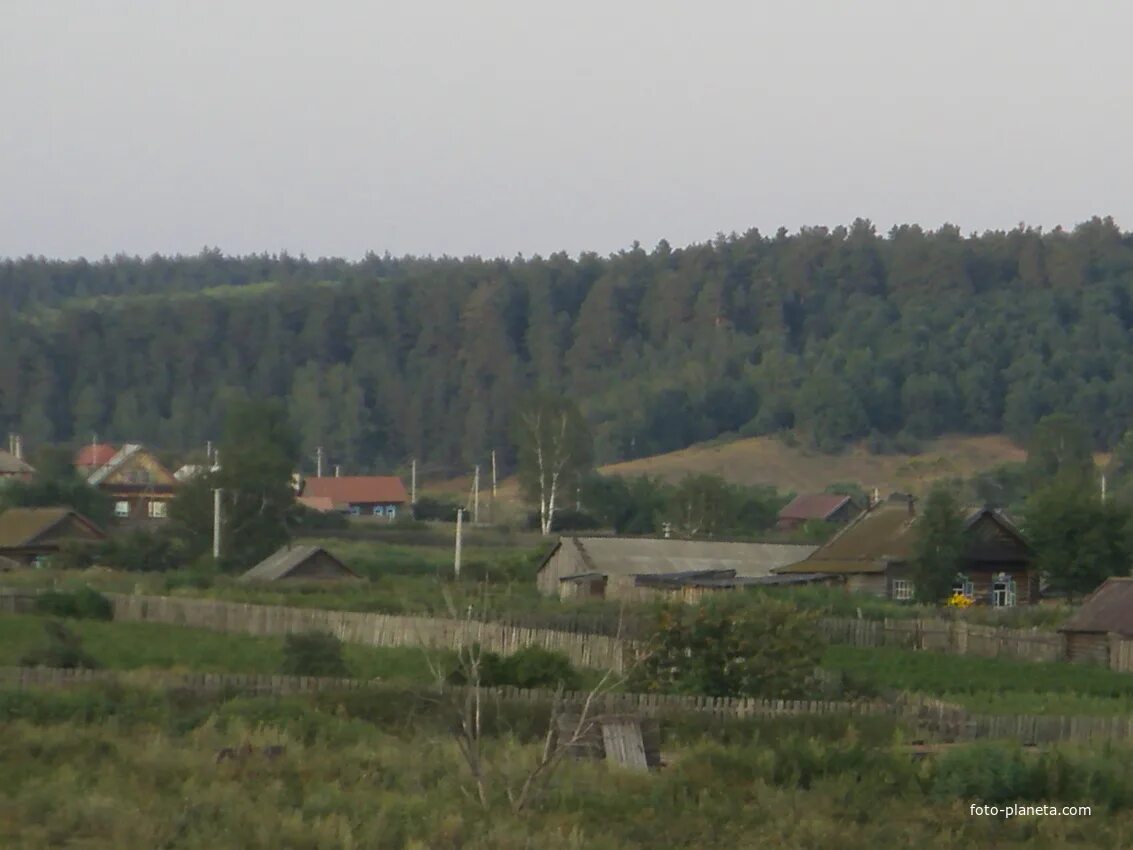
[[0, 507, 105, 548], [238, 544, 359, 582], [1059, 578, 1133, 636]]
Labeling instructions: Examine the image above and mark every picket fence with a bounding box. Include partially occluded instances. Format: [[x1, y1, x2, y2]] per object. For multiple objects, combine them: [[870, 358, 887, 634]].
[[0, 665, 890, 720], [819, 616, 1064, 664], [104, 593, 631, 673], [9, 666, 1133, 745]]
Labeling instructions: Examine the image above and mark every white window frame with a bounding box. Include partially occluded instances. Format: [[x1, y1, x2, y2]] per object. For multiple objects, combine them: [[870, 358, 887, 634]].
[[952, 575, 974, 598], [386, 505, 396, 520], [992, 575, 1017, 608], [892, 579, 914, 601], [114, 500, 130, 518], [148, 501, 168, 519]]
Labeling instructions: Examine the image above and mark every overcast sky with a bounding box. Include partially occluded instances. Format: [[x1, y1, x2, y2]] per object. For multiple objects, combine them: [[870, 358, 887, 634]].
[[2, 1, 1131, 260]]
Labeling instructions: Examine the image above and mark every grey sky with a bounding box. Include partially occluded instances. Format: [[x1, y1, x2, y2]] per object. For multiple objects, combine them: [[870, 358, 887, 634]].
[[2, 1, 1131, 260]]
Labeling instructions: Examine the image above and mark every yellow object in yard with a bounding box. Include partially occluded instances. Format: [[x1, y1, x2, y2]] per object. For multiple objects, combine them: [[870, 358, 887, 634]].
[[945, 591, 974, 608]]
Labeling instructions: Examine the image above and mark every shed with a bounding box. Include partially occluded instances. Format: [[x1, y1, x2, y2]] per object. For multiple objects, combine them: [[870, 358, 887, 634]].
[[536, 536, 818, 601], [1058, 577, 1133, 664], [239, 544, 361, 583], [0, 507, 107, 566]]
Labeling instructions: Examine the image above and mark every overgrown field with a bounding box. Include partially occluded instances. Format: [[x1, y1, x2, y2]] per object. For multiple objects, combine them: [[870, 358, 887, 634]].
[[0, 685, 1127, 849], [825, 646, 1133, 715]]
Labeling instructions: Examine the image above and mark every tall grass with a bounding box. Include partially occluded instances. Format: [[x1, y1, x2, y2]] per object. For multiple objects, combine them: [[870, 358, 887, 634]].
[[1, 693, 1130, 849]]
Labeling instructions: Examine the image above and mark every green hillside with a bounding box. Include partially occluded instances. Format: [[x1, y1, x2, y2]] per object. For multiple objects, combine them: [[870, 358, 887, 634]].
[[5, 219, 1133, 477]]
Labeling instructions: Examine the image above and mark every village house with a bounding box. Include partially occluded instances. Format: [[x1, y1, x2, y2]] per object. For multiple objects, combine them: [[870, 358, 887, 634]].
[[536, 535, 819, 602], [776, 493, 861, 531], [0, 434, 34, 482], [773, 494, 1037, 605], [0, 507, 106, 567], [239, 544, 361, 583], [80, 444, 178, 521], [299, 475, 408, 519]]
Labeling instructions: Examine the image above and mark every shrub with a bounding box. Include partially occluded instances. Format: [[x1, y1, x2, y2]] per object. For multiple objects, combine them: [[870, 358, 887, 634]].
[[19, 620, 100, 669], [448, 645, 581, 690], [49, 540, 97, 570], [412, 497, 461, 522], [33, 587, 113, 621], [97, 528, 183, 572], [280, 631, 350, 678]]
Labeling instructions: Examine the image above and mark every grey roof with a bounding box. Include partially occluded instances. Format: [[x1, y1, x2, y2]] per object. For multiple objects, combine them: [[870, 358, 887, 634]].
[[0, 450, 33, 476], [547, 536, 818, 580], [1059, 577, 1133, 635], [238, 544, 358, 583], [86, 444, 143, 485]]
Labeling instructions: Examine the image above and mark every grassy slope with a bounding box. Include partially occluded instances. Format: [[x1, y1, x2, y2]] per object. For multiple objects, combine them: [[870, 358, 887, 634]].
[[432, 432, 1096, 509], [601, 433, 1039, 493]]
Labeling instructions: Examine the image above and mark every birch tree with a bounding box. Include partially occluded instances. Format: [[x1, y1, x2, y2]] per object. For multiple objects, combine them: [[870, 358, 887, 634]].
[[513, 394, 592, 535]]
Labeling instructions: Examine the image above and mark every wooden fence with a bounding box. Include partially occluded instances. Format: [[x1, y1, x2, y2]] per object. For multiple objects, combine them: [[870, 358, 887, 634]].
[[819, 616, 1064, 664], [9, 666, 1133, 745], [104, 593, 631, 673]]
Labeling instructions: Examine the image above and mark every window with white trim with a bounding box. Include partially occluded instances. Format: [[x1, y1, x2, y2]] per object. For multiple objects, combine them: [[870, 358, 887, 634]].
[[148, 501, 168, 519], [114, 501, 130, 518], [892, 579, 914, 601]]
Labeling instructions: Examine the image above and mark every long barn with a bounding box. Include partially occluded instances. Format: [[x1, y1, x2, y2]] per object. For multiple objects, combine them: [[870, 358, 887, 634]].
[[535, 536, 818, 601]]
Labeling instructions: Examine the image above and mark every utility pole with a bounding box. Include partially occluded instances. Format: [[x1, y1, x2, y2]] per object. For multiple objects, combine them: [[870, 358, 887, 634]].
[[316, 446, 324, 478], [212, 488, 222, 560], [454, 506, 463, 578], [335, 465, 341, 478], [1102, 473, 1108, 504], [411, 458, 417, 505], [490, 450, 497, 523], [206, 440, 213, 466], [473, 465, 480, 524]]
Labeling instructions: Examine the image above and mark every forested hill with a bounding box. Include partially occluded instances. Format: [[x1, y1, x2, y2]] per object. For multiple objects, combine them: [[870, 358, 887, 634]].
[[5, 218, 1133, 475]]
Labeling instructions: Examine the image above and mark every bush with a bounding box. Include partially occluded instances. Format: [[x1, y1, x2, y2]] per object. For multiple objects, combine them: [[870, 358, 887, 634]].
[[49, 540, 97, 570], [412, 496, 461, 522], [524, 508, 602, 532], [97, 528, 183, 572], [19, 620, 100, 669], [280, 631, 351, 678], [33, 587, 113, 621], [449, 645, 581, 690]]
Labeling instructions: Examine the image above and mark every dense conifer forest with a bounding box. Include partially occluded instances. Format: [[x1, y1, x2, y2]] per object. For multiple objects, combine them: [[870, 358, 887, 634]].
[[4, 218, 1133, 474]]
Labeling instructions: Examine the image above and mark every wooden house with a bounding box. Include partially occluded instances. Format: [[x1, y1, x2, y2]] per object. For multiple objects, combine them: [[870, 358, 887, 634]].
[[536, 536, 818, 601], [1058, 577, 1133, 664], [776, 493, 861, 531], [0, 507, 106, 566], [239, 544, 361, 583], [84, 444, 178, 521], [774, 495, 1037, 605], [0, 449, 34, 483], [300, 476, 408, 519]]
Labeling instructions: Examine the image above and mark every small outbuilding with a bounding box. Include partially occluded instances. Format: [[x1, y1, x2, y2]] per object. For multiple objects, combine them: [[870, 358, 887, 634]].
[[238, 544, 361, 583], [1058, 577, 1133, 664]]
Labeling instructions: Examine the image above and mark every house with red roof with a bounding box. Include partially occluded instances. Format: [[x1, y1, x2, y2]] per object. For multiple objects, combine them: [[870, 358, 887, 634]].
[[776, 493, 861, 531], [300, 476, 408, 520]]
